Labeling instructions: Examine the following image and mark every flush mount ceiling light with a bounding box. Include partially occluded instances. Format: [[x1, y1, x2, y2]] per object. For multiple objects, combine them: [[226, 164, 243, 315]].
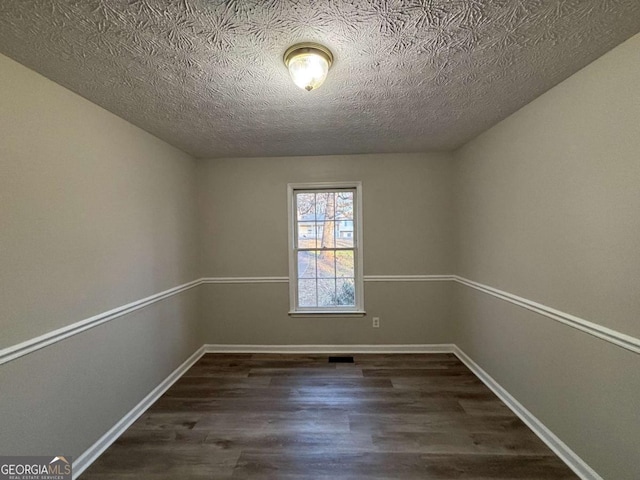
[[284, 43, 333, 91]]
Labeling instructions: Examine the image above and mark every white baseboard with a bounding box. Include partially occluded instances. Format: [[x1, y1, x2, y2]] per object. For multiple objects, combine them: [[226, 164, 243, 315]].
[[72, 345, 206, 479], [452, 346, 602, 480], [204, 344, 456, 354], [73, 343, 601, 480]]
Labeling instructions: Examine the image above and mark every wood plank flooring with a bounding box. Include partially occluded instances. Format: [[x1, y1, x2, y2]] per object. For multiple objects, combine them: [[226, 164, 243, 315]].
[[80, 353, 578, 479]]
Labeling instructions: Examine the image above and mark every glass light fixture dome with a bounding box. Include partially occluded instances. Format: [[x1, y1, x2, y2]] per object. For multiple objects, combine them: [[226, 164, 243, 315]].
[[284, 43, 333, 91]]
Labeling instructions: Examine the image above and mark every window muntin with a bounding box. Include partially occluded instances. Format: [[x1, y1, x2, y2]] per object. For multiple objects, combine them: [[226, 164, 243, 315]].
[[288, 183, 364, 314]]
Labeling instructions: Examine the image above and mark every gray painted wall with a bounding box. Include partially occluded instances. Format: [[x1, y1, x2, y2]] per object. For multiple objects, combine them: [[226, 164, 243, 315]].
[[0, 54, 200, 458], [197, 153, 455, 345], [0, 289, 200, 457], [200, 282, 452, 346], [452, 33, 640, 480]]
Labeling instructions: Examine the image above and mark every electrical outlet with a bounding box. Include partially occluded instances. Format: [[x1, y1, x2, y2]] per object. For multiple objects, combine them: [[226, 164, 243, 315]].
[[372, 317, 380, 328]]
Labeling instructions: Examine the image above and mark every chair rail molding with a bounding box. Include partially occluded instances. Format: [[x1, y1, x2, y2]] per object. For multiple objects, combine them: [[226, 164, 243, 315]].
[[0, 279, 201, 365], [2, 274, 637, 365], [453, 275, 640, 355]]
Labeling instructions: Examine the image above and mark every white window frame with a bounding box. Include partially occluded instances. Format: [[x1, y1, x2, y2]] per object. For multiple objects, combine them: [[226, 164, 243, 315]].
[[287, 182, 365, 316]]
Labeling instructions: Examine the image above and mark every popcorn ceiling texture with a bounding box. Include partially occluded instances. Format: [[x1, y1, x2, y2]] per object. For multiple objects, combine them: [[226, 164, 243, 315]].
[[1, 0, 639, 158]]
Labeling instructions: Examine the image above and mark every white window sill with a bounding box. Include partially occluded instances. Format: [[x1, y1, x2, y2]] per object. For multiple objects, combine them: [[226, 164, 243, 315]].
[[288, 310, 367, 318]]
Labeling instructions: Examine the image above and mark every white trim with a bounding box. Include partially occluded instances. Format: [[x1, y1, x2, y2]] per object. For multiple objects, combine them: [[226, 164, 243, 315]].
[[452, 346, 602, 480], [0, 279, 201, 366], [287, 185, 296, 309], [287, 311, 367, 317], [201, 275, 454, 283], [0, 275, 450, 366], [3, 274, 637, 365], [454, 276, 640, 355], [287, 182, 365, 314], [364, 274, 454, 282], [199, 275, 640, 354], [72, 345, 206, 479], [201, 276, 288, 284], [204, 344, 455, 354]]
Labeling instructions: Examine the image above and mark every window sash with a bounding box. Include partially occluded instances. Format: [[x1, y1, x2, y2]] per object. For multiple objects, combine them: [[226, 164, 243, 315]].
[[288, 183, 364, 314]]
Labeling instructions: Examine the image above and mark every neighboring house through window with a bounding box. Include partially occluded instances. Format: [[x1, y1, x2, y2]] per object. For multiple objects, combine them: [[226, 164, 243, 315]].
[[287, 182, 364, 315]]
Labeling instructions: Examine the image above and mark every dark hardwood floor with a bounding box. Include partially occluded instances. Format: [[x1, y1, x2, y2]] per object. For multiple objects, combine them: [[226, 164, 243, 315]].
[[80, 353, 578, 479]]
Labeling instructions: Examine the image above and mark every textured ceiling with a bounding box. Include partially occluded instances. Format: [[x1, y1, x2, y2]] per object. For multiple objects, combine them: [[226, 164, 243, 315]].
[[1, 1, 639, 159]]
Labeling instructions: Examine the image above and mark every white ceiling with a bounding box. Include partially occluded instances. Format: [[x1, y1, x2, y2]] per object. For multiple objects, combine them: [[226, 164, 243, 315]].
[[1, 1, 639, 159]]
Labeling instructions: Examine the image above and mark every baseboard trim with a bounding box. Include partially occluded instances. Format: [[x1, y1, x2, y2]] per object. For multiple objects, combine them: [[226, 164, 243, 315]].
[[72, 343, 601, 480], [204, 344, 455, 354], [72, 345, 206, 479], [452, 346, 602, 480], [0, 279, 201, 366]]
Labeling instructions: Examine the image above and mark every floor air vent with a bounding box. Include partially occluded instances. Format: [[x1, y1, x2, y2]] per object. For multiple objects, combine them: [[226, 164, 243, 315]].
[[328, 356, 354, 363]]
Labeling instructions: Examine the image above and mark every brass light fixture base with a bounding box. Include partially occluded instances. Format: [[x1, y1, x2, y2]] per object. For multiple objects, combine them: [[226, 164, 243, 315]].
[[283, 43, 334, 69]]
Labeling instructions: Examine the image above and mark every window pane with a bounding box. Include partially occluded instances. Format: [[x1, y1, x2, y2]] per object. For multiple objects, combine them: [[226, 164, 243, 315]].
[[315, 192, 326, 221], [316, 192, 336, 221], [317, 251, 336, 278], [297, 251, 317, 278], [317, 278, 336, 307], [336, 278, 355, 306], [336, 192, 353, 220], [318, 220, 336, 248], [296, 193, 315, 221], [336, 220, 354, 247], [298, 279, 317, 307], [297, 221, 317, 248], [336, 251, 354, 277]]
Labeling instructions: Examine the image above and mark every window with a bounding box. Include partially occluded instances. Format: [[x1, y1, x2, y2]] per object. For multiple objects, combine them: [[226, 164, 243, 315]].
[[287, 182, 364, 315]]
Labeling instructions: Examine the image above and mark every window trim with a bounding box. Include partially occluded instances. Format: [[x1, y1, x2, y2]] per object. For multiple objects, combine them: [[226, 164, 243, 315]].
[[287, 181, 365, 316]]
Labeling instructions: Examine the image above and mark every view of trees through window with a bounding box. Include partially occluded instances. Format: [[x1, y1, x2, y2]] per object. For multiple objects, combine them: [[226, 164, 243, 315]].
[[295, 190, 356, 308]]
